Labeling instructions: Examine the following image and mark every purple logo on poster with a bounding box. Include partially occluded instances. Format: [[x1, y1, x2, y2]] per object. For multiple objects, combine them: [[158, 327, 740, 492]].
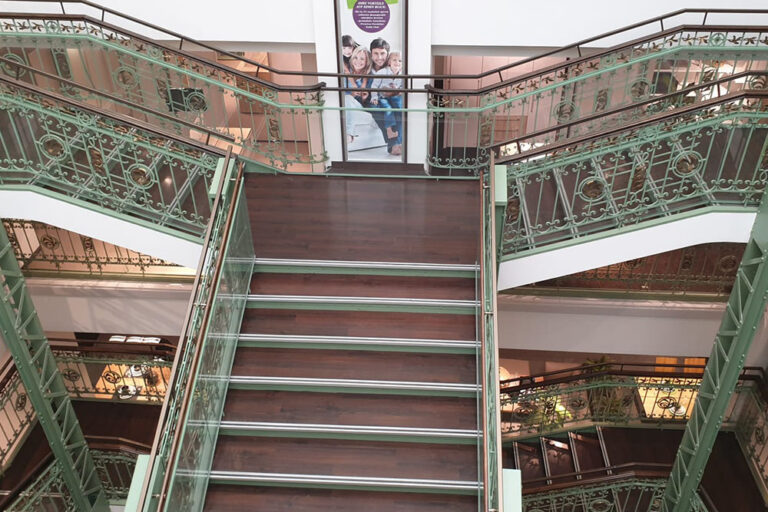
[[352, 0, 390, 33]]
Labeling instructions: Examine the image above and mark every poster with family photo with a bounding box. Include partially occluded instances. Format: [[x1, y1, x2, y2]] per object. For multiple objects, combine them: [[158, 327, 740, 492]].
[[337, 0, 405, 162]]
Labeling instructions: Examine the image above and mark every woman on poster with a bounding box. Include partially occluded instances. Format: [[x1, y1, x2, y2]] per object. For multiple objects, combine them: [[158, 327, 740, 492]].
[[343, 45, 374, 144]]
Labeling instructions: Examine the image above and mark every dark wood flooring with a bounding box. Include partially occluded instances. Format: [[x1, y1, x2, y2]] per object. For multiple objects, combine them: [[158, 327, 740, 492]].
[[241, 309, 476, 339], [230, 347, 476, 384], [246, 174, 480, 263], [222, 390, 477, 429], [207, 174, 482, 510], [204, 486, 479, 512], [211, 436, 478, 481], [250, 273, 476, 299]]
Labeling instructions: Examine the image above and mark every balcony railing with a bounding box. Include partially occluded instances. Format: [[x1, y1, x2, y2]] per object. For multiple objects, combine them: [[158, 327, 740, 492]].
[[498, 91, 768, 258], [500, 363, 764, 440], [1, 4, 767, 173], [3, 218, 193, 280], [0, 71, 225, 239], [0, 343, 171, 477], [522, 477, 708, 512], [500, 361, 768, 501], [2, 450, 137, 511], [510, 242, 745, 301]]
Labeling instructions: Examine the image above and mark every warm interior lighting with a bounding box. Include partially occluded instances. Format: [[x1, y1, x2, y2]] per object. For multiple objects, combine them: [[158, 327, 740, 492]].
[[548, 439, 569, 450]]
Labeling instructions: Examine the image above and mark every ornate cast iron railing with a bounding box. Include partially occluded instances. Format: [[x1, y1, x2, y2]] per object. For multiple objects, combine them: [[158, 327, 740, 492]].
[[0, 346, 170, 477], [499, 363, 764, 440], [430, 31, 768, 169], [498, 91, 768, 258], [1, 4, 768, 173], [4, 450, 137, 511], [3, 219, 192, 279], [138, 157, 254, 511], [512, 242, 745, 301], [522, 477, 708, 512], [0, 73, 224, 240], [0, 15, 326, 172]]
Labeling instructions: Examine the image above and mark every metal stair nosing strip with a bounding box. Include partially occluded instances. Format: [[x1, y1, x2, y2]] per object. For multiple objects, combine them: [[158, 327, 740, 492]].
[[236, 333, 479, 354], [213, 421, 480, 445], [228, 375, 480, 397], [205, 470, 481, 495], [250, 258, 480, 278], [246, 294, 479, 315]]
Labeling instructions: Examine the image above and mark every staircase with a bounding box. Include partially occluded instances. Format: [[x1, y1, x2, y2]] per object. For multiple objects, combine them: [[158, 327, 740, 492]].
[[201, 172, 485, 511]]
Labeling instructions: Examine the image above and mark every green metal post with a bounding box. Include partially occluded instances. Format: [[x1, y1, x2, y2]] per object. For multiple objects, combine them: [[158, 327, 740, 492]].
[[663, 193, 768, 512], [0, 225, 108, 511]]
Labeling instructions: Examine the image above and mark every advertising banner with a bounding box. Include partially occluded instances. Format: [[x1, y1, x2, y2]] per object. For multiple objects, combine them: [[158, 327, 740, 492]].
[[337, 0, 405, 162]]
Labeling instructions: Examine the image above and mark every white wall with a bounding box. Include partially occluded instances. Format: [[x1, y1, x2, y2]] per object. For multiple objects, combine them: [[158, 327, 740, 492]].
[[499, 295, 768, 367], [0, 0, 316, 45], [27, 278, 193, 336], [7, 1, 767, 55], [499, 295, 722, 360], [431, 1, 768, 49]]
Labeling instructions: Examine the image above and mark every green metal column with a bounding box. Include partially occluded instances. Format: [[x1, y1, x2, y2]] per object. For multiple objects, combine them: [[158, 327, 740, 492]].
[[0, 225, 108, 511], [662, 193, 768, 512]]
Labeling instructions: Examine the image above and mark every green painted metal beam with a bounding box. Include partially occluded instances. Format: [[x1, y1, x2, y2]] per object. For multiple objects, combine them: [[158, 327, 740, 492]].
[[662, 192, 768, 512], [0, 225, 108, 511]]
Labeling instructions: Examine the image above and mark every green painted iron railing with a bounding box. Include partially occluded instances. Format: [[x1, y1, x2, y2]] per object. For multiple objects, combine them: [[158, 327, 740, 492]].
[[3, 218, 193, 280], [0, 347, 168, 478], [431, 30, 768, 169], [0, 14, 326, 172], [511, 242, 744, 301], [498, 91, 768, 259], [0, 73, 224, 240], [480, 167, 501, 510], [2, 4, 767, 174], [138, 155, 254, 512], [522, 477, 708, 512], [54, 349, 173, 404], [499, 363, 764, 441], [5, 450, 137, 511]]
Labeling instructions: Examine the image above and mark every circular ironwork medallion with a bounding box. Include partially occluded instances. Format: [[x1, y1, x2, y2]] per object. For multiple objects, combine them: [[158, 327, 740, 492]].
[[718, 255, 739, 273], [185, 91, 208, 111], [657, 396, 678, 409], [103, 370, 122, 384], [39, 234, 60, 250], [0, 53, 27, 77], [113, 66, 138, 89], [553, 100, 577, 122], [589, 498, 613, 512], [672, 151, 703, 177], [127, 164, 155, 188], [579, 178, 606, 200], [629, 78, 650, 101], [61, 368, 80, 382], [14, 394, 27, 411], [38, 135, 68, 160]]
